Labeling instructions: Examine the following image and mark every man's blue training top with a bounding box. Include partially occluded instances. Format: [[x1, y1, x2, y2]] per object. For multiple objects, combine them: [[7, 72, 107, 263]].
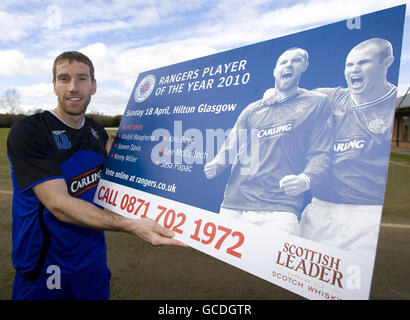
[[7, 110, 108, 280]]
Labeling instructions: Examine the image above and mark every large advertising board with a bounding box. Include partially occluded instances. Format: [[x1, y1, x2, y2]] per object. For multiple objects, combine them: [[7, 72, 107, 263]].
[[94, 5, 406, 300]]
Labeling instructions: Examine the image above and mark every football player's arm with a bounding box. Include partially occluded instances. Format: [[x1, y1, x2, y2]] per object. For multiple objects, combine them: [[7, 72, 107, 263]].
[[313, 87, 335, 96], [204, 123, 239, 179], [280, 97, 333, 196], [204, 106, 250, 179], [302, 97, 333, 187], [32, 178, 186, 247]]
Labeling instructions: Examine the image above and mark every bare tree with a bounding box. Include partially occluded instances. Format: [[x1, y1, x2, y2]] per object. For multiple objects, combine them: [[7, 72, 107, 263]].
[[0, 87, 22, 114]]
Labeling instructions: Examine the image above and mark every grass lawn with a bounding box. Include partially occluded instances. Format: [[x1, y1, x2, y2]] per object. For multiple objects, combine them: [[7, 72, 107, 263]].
[[383, 152, 410, 222], [0, 127, 409, 300], [0, 128, 12, 191]]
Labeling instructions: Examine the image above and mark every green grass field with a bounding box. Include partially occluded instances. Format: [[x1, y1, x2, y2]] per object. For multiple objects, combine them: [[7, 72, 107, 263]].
[[0, 127, 409, 300]]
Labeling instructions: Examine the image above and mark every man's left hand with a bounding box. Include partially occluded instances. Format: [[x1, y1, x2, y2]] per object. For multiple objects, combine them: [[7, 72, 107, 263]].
[[106, 133, 117, 155], [279, 174, 310, 196]]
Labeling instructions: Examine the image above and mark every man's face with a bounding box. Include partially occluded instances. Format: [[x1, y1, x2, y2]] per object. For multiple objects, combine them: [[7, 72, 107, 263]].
[[273, 50, 308, 93], [53, 59, 96, 116], [344, 46, 385, 96]]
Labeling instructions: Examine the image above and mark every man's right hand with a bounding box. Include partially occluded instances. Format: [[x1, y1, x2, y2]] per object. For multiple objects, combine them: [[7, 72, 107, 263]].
[[279, 174, 310, 196], [128, 218, 187, 247], [33, 178, 187, 248], [204, 160, 219, 179]]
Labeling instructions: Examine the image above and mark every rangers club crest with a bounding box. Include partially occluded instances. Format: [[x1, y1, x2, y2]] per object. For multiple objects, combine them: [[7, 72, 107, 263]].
[[368, 117, 386, 134], [88, 126, 100, 139], [134, 74, 156, 103]]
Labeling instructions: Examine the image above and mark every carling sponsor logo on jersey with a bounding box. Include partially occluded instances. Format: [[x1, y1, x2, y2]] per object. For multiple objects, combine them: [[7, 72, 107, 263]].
[[257, 120, 294, 140], [333, 136, 367, 155], [68, 165, 104, 196]]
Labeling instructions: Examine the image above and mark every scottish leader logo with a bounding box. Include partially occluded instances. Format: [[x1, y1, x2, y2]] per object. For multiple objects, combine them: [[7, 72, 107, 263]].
[[134, 74, 156, 103]]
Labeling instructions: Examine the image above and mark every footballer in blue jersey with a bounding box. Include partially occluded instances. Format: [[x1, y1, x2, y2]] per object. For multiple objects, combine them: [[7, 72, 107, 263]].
[[8, 111, 111, 299], [300, 38, 397, 255], [205, 48, 333, 234], [312, 85, 396, 204], [7, 51, 184, 300]]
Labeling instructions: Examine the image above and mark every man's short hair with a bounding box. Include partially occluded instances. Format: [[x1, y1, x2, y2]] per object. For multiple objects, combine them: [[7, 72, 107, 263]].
[[280, 47, 309, 63], [53, 51, 95, 81], [351, 38, 393, 63]]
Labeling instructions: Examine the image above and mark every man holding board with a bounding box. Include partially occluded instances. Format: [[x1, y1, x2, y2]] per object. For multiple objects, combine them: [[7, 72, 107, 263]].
[[7, 51, 185, 300]]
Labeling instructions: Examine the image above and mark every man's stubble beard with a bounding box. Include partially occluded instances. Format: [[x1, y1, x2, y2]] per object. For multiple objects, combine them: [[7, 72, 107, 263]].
[[57, 94, 92, 116]]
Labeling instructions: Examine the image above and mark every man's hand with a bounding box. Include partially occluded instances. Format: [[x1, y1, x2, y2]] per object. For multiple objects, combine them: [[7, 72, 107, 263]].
[[262, 88, 277, 104], [204, 160, 219, 179], [33, 178, 187, 248], [128, 218, 187, 247], [106, 133, 117, 155], [279, 174, 310, 196]]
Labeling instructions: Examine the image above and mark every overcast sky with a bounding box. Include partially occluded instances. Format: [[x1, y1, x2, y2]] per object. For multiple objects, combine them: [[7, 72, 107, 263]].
[[1, 0, 409, 115]]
